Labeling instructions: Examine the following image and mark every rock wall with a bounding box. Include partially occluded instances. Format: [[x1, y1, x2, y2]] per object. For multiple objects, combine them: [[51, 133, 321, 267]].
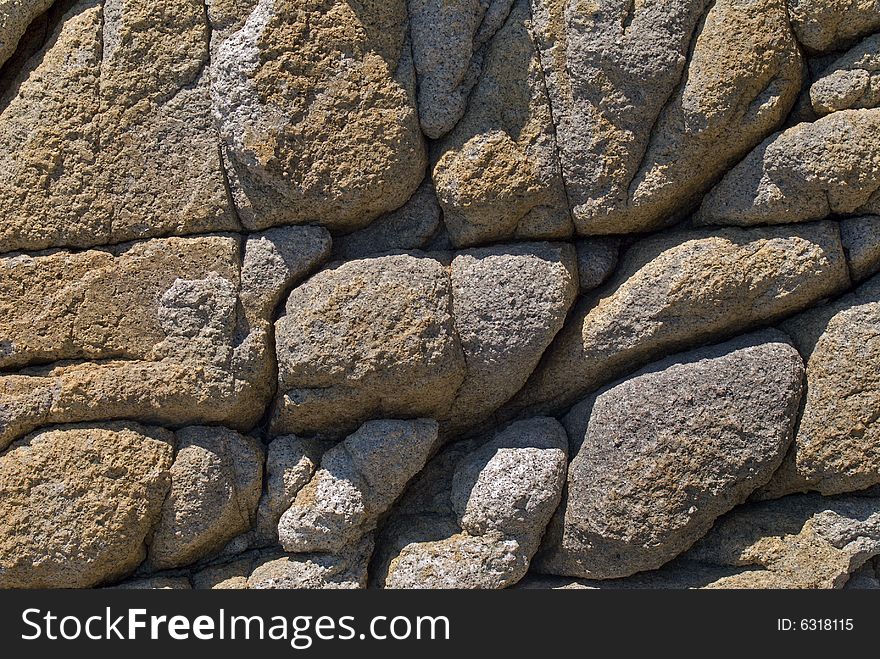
[[1, 0, 880, 590]]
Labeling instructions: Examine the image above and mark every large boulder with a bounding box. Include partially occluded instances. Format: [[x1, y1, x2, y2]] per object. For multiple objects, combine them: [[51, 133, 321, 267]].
[[535, 332, 803, 579], [0, 423, 174, 588], [211, 0, 425, 232]]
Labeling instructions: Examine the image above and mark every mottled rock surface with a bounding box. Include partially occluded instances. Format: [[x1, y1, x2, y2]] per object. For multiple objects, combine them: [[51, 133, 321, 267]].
[[698, 109, 880, 226], [4, 0, 880, 591], [0, 423, 174, 588], [377, 418, 567, 588], [505, 223, 847, 418], [537, 332, 803, 579], [149, 427, 264, 570], [761, 275, 880, 497]]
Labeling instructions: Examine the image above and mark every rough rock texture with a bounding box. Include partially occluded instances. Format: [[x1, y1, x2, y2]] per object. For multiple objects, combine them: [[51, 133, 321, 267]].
[[0, 235, 279, 450], [810, 33, 880, 115], [761, 275, 880, 497], [0, 423, 174, 588], [444, 242, 578, 432], [788, 0, 880, 53], [841, 216, 880, 281], [377, 418, 567, 588], [272, 254, 465, 437], [332, 179, 442, 261], [409, 0, 515, 139], [698, 109, 880, 226], [5, 0, 880, 591], [431, 0, 572, 247], [505, 223, 848, 418], [278, 419, 438, 553], [0, 0, 239, 254], [0, 0, 55, 68], [148, 427, 264, 570], [211, 0, 426, 232], [536, 332, 803, 579]]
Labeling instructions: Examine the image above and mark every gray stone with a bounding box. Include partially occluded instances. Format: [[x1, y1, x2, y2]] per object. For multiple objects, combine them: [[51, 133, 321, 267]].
[[378, 417, 567, 589], [278, 419, 438, 554], [241, 226, 332, 324], [841, 215, 880, 281], [530, 0, 708, 234], [252, 435, 324, 547], [332, 180, 441, 261], [148, 427, 264, 570], [271, 254, 465, 437], [575, 238, 620, 291], [537, 331, 804, 579], [504, 223, 848, 419], [697, 109, 880, 227], [409, 0, 515, 139], [444, 242, 578, 433], [247, 536, 375, 590], [431, 0, 572, 247]]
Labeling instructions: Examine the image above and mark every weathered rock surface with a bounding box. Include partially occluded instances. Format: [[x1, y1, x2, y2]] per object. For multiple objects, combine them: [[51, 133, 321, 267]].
[[0, 0, 55, 68], [505, 223, 848, 418], [0, 0, 238, 254], [272, 254, 465, 436], [810, 33, 880, 115], [279, 419, 438, 554], [0, 236, 276, 450], [148, 427, 264, 570], [0, 423, 174, 588], [377, 418, 567, 588], [212, 0, 425, 232], [409, 0, 515, 139], [444, 242, 577, 432], [761, 274, 880, 497], [698, 109, 880, 227], [431, 0, 572, 247], [535, 332, 803, 579], [530, 0, 708, 234], [241, 226, 332, 324], [787, 0, 880, 53], [575, 239, 619, 292], [841, 215, 880, 281]]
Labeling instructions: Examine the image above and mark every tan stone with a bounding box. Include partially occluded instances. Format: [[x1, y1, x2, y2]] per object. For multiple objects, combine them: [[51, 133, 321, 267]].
[[211, 0, 426, 232], [0, 236, 276, 450], [504, 223, 849, 418], [0, 0, 55, 68], [0, 422, 174, 588], [432, 0, 572, 247]]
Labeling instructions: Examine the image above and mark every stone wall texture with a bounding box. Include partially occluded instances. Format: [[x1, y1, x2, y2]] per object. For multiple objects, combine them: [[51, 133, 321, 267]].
[[1, 0, 880, 590]]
